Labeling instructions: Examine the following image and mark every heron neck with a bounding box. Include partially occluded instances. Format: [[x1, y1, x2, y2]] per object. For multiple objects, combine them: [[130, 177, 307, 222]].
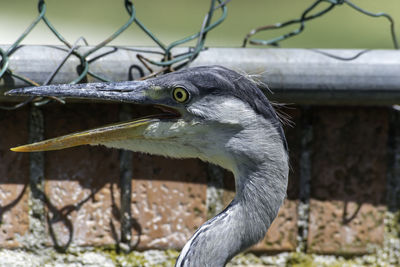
[[175, 159, 288, 267]]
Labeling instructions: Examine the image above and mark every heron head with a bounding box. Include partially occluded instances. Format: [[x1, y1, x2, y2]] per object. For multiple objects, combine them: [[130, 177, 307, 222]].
[[6, 66, 286, 171]]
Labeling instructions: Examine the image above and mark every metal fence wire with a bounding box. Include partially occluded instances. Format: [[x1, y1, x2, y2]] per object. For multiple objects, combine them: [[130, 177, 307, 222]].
[[243, 0, 399, 49], [0, 0, 398, 111]]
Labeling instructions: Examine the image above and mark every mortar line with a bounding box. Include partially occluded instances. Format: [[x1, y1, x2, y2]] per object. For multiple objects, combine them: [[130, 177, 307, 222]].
[[119, 104, 133, 252], [26, 106, 46, 248], [382, 106, 400, 263], [296, 106, 312, 253], [387, 107, 400, 212]]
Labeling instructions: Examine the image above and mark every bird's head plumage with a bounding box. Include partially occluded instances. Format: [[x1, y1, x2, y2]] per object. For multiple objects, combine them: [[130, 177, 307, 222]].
[[6, 65, 286, 172]]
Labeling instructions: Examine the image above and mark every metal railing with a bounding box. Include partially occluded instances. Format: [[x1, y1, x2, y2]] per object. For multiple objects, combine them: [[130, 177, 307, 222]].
[[2, 46, 400, 105]]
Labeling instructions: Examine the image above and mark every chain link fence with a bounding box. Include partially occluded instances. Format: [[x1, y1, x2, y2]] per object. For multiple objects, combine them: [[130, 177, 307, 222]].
[[0, 0, 398, 111], [242, 0, 398, 48]]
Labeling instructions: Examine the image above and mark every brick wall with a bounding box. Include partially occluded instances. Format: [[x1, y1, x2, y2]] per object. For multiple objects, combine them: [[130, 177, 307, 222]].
[[0, 103, 398, 255]]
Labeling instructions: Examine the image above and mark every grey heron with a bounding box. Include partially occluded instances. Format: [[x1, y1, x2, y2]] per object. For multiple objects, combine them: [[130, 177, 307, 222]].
[[6, 65, 289, 267]]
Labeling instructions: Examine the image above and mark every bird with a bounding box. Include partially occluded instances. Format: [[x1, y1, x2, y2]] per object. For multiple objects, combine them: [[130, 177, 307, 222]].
[[6, 65, 289, 267]]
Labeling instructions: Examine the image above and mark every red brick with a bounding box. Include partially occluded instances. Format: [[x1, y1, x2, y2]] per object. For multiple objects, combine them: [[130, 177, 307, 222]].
[[253, 199, 298, 251], [130, 154, 207, 250], [43, 104, 120, 246], [0, 108, 29, 248], [308, 107, 388, 254], [308, 199, 385, 254]]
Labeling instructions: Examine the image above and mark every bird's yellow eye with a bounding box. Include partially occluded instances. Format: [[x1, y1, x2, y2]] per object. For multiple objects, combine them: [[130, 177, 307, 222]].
[[172, 87, 190, 103]]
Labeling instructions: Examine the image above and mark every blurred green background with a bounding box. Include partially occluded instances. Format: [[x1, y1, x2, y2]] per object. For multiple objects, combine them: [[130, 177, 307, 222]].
[[0, 0, 399, 49]]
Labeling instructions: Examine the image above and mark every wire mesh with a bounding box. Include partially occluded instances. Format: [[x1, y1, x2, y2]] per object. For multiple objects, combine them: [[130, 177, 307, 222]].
[[243, 0, 399, 49], [0, 0, 229, 110], [0, 0, 398, 110]]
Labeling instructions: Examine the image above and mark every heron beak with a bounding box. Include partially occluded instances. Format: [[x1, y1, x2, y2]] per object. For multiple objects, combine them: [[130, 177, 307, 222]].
[[9, 117, 162, 152], [6, 81, 180, 152]]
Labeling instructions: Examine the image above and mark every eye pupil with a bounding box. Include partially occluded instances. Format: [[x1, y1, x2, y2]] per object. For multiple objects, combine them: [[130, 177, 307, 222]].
[[173, 87, 189, 103]]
